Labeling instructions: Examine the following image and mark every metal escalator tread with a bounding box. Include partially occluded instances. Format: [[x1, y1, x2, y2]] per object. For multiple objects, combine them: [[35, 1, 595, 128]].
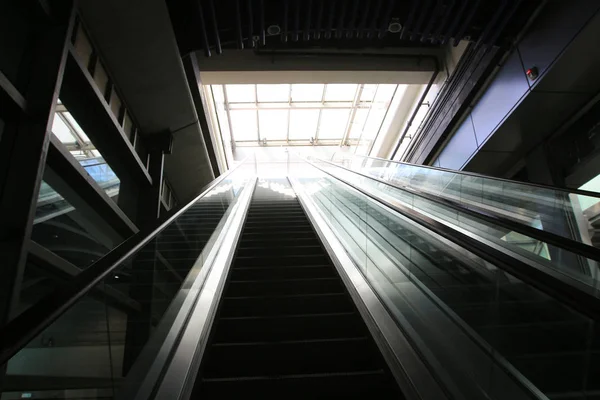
[[193, 183, 402, 399]]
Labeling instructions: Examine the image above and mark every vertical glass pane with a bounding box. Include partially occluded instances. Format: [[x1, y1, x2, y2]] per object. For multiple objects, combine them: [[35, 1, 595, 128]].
[[289, 109, 319, 140], [318, 109, 351, 139], [93, 61, 109, 97], [291, 84, 325, 102], [226, 84, 255, 103], [32, 180, 116, 268], [324, 84, 358, 101], [256, 84, 289, 102], [110, 89, 122, 121], [73, 24, 93, 69], [258, 109, 288, 140], [230, 110, 258, 141]]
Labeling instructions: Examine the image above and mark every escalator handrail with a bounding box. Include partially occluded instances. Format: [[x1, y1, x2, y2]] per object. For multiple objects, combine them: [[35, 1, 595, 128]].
[[335, 153, 600, 199], [306, 157, 600, 321], [0, 159, 248, 366], [318, 157, 600, 263]]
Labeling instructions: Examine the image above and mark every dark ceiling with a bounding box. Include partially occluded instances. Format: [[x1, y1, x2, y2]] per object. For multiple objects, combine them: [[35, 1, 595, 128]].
[[168, 0, 542, 57]]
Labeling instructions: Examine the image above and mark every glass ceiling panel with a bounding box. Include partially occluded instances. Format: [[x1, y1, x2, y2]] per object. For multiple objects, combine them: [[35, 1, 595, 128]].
[[348, 109, 369, 139], [258, 109, 288, 140], [289, 109, 319, 139], [360, 84, 378, 102], [230, 110, 258, 140], [210, 83, 406, 151], [374, 84, 397, 103], [291, 84, 325, 102], [226, 84, 255, 103], [324, 84, 358, 102], [362, 108, 387, 139], [63, 112, 91, 143], [318, 109, 351, 139], [257, 84, 289, 102], [52, 114, 76, 144]]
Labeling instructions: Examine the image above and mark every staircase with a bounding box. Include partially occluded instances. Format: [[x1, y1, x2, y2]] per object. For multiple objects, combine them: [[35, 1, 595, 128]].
[[193, 179, 402, 399]]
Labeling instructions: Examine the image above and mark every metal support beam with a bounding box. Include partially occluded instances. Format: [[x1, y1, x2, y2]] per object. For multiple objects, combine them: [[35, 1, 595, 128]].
[[0, 69, 27, 117], [0, 4, 76, 326], [46, 134, 138, 238], [60, 48, 152, 187]]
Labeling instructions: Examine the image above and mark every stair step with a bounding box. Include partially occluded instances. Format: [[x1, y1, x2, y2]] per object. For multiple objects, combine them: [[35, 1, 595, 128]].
[[229, 265, 335, 281], [241, 231, 316, 240], [239, 238, 321, 248], [203, 337, 378, 378], [227, 277, 343, 297], [220, 293, 353, 317], [214, 313, 364, 343], [234, 254, 330, 268], [237, 245, 324, 257], [197, 370, 398, 399]]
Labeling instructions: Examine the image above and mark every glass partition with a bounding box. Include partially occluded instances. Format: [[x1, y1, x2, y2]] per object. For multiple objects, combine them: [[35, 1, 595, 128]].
[[311, 158, 600, 294], [1, 167, 252, 400], [292, 161, 599, 400], [330, 153, 600, 249]]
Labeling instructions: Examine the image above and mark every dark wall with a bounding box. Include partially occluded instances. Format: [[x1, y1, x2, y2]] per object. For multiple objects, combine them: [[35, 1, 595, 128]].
[[432, 1, 600, 175]]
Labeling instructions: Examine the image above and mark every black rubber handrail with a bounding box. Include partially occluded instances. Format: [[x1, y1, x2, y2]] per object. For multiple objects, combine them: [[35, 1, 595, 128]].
[[318, 158, 600, 263], [306, 158, 600, 322], [336, 153, 600, 199], [0, 160, 248, 366]]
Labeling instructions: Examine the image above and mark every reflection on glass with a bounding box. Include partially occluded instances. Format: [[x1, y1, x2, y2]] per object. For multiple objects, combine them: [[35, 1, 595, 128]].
[[33, 180, 115, 269], [294, 164, 599, 400], [3, 167, 252, 400]]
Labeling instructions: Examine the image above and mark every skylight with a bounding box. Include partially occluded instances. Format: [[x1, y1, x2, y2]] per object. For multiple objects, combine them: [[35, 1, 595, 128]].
[[210, 83, 400, 152]]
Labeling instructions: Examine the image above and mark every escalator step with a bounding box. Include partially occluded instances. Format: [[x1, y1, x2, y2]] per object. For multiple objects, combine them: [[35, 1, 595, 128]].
[[234, 254, 331, 268], [197, 371, 398, 399], [227, 277, 343, 297], [214, 312, 364, 342], [229, 265, 335, 281], [220, 293, 353, 317], [203, 337, 378, 378], [237, 245, 324, 257]]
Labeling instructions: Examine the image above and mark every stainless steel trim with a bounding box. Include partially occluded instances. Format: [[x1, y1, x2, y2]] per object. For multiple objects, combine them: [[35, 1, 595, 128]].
[[117, 181, 252, 400], [289, 176, 451, 400], [152, 178, 256, 400]]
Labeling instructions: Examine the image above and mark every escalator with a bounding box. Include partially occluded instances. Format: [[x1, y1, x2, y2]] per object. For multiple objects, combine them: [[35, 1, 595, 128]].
[[2, 158, 600, 400], [317, 183, 595, 398], [194, 180, 401, 398]]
